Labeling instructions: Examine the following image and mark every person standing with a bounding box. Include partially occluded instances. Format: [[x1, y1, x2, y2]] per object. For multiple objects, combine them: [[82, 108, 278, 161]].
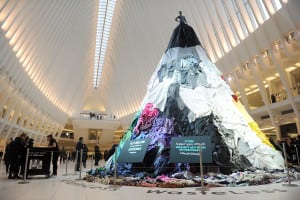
[[104, 150, 109, 161], [82, 144, 88, 168], [271, 94, 276, 103], [94, 144, 101, 166], [4, 138, 13, 175], [60, 146, 67, 164], [9, 133, 26, 179], [75, 137, 84, 171], [47, 134, 59, 176], [0, 149, 3, 162]]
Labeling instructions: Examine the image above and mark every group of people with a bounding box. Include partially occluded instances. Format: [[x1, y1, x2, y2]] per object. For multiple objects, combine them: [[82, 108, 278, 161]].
[[1, 134, 106, 178], [1, 133, 60, 178], [3, 133, 34, 179], [87, 112, 116, 120], [75, 137, 102, 171], [270, 136, 300, 164]]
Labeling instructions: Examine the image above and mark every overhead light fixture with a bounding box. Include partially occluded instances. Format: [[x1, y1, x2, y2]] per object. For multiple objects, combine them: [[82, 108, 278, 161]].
[[93, 0, 117, 89], [246, 88, 259, 95], [260, 127, 275, 131], [266, 76, 276, 81], [286, 66, 297, 72]]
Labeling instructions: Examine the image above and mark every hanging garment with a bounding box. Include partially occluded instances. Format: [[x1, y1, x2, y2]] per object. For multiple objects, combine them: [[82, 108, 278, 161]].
[[133, 103, 159, 135]]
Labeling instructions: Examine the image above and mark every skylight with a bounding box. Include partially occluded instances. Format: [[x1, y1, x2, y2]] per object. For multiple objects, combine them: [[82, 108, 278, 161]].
[[93, 0, 116, 89]]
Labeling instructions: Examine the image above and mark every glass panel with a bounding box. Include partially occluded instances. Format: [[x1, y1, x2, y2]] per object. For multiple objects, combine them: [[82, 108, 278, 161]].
[[271, 0, 282, 11], [232, 0, 249, 37], [221, 26, 232, 51], [287, 65, 300, 96], [221, 0, 240, 44], [244, 0, 259, 30], [256, 0, 270, 21], [260, 53, 287, 103]]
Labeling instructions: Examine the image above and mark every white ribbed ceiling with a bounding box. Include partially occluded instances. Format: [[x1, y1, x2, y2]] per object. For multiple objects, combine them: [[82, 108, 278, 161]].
[[0, 0, 99, 120], [94, 0, 285, 118], [0, 0, 291, 125]]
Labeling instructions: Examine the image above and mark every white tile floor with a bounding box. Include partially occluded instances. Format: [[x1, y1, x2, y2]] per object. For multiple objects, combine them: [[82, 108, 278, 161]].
[[0, 160, 300, 200]]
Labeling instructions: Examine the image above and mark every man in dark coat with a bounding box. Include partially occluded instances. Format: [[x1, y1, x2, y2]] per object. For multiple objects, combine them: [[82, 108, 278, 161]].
[[75, 137, 84, 171], [47, 134, 59, 176], [4, 138, 13, 175], [9, 133, 27, 179], [82, 144, 88, 168], [94, 144, 101, 166]]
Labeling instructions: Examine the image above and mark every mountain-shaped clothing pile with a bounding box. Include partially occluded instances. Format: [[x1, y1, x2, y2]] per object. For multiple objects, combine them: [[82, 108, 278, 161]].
[[105, 22, 284, 176]]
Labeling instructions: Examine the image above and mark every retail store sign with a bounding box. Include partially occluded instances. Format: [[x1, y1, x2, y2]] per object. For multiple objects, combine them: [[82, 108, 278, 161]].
[[117, 138, 151, 163], [169, 136, 212, 163]]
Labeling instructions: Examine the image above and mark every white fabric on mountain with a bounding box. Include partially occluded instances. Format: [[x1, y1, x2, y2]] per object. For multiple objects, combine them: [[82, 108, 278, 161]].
[[140, 44, 284, 170], [179, 86, 212, 121], [142, 77, 174, 112]]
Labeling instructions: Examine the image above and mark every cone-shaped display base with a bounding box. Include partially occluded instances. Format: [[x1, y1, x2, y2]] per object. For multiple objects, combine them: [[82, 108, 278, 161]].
[[105, 22, 284, 176]]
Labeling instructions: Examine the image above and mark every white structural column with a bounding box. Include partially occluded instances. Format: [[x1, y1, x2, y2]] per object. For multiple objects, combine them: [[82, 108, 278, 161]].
[[213, 0, 236, 48], [193, 5, 217, 62], [234, 0, 254, 33], [250, 60, 280, 139], [3, 88, 20, 121], [222, 0, 245, 41], [249, 0, 264, 25], [204, 1, 227, 54], [197, 2, 222, 59], [232, 72, 250, 111], [269, 49, 300, 124]]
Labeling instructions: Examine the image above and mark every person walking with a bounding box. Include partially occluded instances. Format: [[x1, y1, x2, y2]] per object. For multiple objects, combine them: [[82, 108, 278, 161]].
[[47, 134, 59, 176]]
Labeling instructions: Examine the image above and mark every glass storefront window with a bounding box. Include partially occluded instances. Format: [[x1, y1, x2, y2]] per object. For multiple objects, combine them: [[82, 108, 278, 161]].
[[287, 67, 300, 96]]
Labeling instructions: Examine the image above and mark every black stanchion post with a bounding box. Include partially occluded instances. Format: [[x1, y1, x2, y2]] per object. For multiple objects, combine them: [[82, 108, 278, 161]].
[[199, 144, 204, 188], [63, 152, 68, 176], [18, 148, 30, 184], [114, 147, 117, 180], [90, 153, 94, 170], [73, 150, 78, 175], [282, 142, 298, 187], [50, 151, 53, 176], [196, 143, 208, 193], [295, 145, 300, 166], [79, 149, 83, 180]]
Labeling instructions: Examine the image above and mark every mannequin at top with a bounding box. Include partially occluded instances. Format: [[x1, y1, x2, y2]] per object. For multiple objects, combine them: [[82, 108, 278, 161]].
[[175, 11, 187, 24]]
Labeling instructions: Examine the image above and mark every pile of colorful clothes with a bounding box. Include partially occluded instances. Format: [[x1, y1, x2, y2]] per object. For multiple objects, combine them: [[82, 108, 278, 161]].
[[85, 168, 300, 188]]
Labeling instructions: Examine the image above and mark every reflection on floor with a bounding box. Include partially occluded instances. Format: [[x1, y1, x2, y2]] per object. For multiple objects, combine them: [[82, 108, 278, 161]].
[[0, 160, 300, 200]]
